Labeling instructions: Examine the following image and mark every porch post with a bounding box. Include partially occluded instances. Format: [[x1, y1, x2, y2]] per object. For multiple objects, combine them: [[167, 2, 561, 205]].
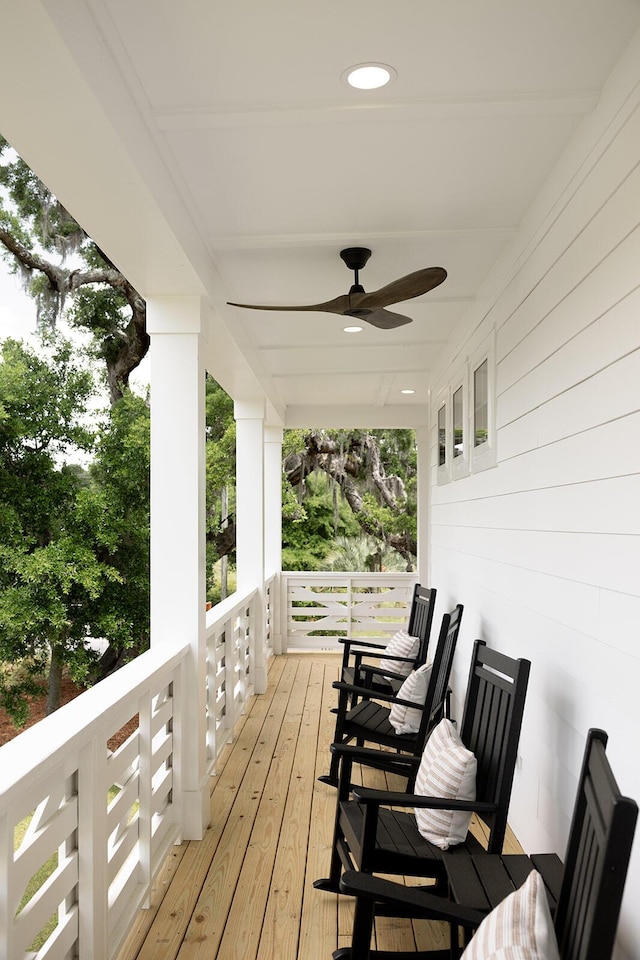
[[147, 296, 209, 840], [264, 426, 283, 653], [415, 425, 431, 586], [235, 400, 268, 692]]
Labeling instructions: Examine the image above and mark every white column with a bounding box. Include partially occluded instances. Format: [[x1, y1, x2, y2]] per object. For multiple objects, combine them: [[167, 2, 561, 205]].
[[415, 425, 431, 586], [148, 296, 209, 840], [264, 426, 283, 577], [234, 400, 267, 692], [264, 426, 283, 653]]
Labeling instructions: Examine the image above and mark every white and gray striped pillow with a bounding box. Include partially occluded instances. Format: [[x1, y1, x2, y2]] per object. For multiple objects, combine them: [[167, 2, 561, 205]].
[[389, 664, 432, 734], [378, 628, 420, 678], [460, 869, 560, 960], [414, 718, 476, 849]]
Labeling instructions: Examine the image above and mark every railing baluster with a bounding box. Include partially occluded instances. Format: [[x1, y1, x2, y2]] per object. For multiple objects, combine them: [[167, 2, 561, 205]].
[[78, 737, 108, 958]]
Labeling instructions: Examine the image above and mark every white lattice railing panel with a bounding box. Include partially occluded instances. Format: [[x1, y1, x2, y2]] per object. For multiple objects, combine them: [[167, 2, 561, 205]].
[[9, 774, 79, 959], [0, 643, 187, 960], [264, 573, 276, 656], [281, 572, 418, 650], [205, 588, 259, 769]]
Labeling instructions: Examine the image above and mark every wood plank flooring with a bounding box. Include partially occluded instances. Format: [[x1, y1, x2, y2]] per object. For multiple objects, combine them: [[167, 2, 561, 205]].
[[117, 653, 522, 960]]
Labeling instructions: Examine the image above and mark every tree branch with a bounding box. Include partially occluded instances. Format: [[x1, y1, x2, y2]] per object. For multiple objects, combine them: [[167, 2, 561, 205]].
[[0, 225, 149, 405], [285, 431, 416, 563], [0, 224, 68, 292]]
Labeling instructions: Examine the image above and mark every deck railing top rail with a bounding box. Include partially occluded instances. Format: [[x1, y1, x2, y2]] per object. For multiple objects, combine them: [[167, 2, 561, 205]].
[[0, 640, 189, 800]]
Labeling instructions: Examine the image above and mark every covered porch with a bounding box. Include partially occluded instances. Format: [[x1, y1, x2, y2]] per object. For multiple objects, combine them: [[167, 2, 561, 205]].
[[1, 2, 640, 959], [115, 652, 521, 960]]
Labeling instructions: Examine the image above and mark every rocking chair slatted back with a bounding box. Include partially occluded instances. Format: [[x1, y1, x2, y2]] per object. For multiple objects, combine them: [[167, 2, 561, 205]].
[[405, 583, 437, 669], [339, 584, 437, 697], [459, 642, 530, 853], [555, 728, 638, 960]]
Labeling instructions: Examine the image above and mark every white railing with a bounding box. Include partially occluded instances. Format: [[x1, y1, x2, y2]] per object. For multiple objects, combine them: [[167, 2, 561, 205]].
[[264, 572, 277, 656], [0, 574, 412, 958], [0, 642, 188, 960], [280, 571, 418, 651], [0, 585, 263, 960], [204, 587, 259, 767]]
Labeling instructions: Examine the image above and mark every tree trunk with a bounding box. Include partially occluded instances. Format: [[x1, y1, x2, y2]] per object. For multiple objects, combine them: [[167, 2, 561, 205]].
[[46, 646, 64, 716], [220, 485, 229, 599]]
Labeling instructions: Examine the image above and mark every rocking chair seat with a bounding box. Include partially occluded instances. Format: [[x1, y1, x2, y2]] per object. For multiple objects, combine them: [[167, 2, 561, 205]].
[[339, 801, 489, 882], [340, 699, 420, 746]]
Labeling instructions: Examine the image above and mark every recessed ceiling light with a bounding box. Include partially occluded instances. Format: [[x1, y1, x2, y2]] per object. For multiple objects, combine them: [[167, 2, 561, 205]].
[[400, 388, 415, 395], [344, 325, 363, 333], [343, 63, 396, 90]]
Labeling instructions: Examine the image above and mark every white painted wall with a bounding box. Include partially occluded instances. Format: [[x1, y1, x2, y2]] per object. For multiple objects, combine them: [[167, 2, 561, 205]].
[[428, 29, 640, 960]]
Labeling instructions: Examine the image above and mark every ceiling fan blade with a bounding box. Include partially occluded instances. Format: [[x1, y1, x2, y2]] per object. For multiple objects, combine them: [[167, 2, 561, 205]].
[[362, 308, 413, 330], [227, 294, 350, 315], [357, 267, 447, 310]]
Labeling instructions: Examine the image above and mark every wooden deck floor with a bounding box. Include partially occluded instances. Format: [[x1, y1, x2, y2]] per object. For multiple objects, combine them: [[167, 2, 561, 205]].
[[116, 653, 521, 960]]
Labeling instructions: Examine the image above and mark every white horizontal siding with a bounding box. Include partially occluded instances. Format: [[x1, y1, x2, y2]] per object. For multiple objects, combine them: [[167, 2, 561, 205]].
[[430, 27, 640, 960]]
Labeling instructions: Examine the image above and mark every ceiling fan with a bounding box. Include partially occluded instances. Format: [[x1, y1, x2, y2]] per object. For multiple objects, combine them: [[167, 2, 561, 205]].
[[227, 247, 447, 330]]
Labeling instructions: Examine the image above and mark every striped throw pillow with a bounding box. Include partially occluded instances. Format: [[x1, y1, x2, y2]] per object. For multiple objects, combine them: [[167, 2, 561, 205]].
[[460, 869, 560, 960], [378, 628, 420, 678], [414, 718, 476, 849], [389, 665, 432, 734]]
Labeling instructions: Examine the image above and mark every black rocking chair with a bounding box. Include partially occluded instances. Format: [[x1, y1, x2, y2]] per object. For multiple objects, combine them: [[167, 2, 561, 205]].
[[339, 584, 437, 702], [339, 727, 638, 960], [319, 604, 463, 788], [314, 639, 530, 898]]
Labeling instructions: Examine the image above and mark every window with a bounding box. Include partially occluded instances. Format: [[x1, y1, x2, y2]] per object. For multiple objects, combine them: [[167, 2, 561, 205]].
[[469, 333, 496, 473], [451, 364, 469, 480], [473, 359, 488, 447], [434, 331, 495, 485], [438, 403, 447, 466], [452, 385, 464, 459], [435, 387, 450, 484]]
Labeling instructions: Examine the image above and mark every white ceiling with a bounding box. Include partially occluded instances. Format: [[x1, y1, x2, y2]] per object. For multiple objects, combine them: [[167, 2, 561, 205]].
[[6, 0, 640, 425]]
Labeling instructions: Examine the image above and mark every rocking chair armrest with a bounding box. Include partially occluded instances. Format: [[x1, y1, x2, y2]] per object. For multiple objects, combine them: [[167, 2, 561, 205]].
[[329, 743, 421, 770], [331, 680, 418, 708], [351, 784, 498, 816], [339, 638, 388, 653], [358, 661, 414, 680], [339, 870, 488, 929]]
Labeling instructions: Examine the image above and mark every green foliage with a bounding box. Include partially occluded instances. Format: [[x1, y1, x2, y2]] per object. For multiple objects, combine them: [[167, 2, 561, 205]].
[[282, 428, 308, 458], [205, 375, 236, 598], [0, 336, 94, 456], [282, 427, 417, 569], [0, 334, 151, 723], [282, 472, 359, 570], [0, 137, 85, 256], [325, 535, 407, 573], [83, 391, 150, 652], [69, 285, 129, 339]]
